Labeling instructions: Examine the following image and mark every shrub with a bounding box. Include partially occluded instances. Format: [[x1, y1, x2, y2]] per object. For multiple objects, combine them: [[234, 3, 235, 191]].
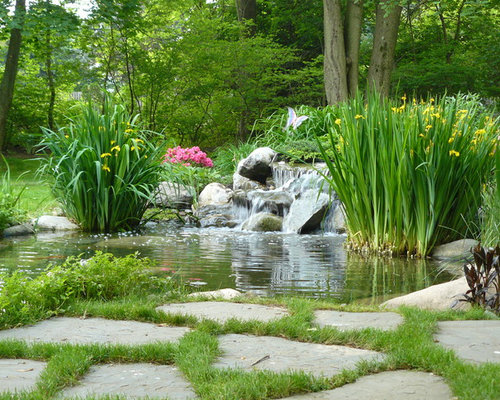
[[38, 99, 165, 232], [0, 252, 176, 329], [253, 105, 337, 162], [162, 146, 213, 168], [461, 244, 499, 314], [318, 92, 498, 257]]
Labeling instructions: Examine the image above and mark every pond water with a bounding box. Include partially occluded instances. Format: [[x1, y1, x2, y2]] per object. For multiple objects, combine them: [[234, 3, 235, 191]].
[[0, 223, 454, 303]]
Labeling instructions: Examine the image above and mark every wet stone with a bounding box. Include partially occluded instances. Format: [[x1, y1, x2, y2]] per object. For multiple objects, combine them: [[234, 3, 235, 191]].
[[0, 317, 190, 345], [156, 301, 289, 323], [213, 334, 385, 378], [0, 359, 47, 393], [434, 320, 500, 364], [60, 363, 197, 400], [278, 370, 453, 399], [314, 310, 403, 331]]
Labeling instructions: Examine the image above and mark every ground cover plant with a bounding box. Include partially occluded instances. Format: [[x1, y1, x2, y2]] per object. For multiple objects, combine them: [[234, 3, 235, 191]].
[[38, 99, 165, 232], [318, 93, 498, 257], [0, 254, 499, 399]]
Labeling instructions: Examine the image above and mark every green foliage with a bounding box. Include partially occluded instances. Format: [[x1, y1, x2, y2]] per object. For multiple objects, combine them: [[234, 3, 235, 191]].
[[0, 251, 175, 329], [462, 244, 500, 314], [38, 99, 165, 232], [318, 92, 498, 257], [212, 141, 258, 180], [481, 183, 500, 247], [0, 157, 24, 232], [161, 162, 223, 201], [254, 105, 338, 162]]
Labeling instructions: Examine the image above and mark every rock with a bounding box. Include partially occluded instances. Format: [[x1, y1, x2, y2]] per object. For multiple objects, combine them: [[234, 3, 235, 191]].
[[431, 239, 477, 260], [2, 223, 35, 237], [200, 215, 238, 229], [332, 203, 346, 233], [194, 204, 237, 229], [242, 212, 283, 232], [233, 190, 294, 217], [154, 182, 195, 209], [232, 173, 265, 191], [283, 190, 330, 233], [198, 183, 233, 207], [34, 216, 79, 231], [236, 147, 277, 184], [381, 277, 470, 311], [187, 288, 243, 300]]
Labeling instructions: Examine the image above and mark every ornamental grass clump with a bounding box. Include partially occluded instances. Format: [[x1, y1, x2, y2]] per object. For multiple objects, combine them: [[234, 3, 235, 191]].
[[318, 92, 498, 257], [39, 99, 165, 232]]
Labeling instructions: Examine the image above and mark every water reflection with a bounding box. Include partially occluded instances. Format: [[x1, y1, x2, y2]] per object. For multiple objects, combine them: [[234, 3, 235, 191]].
[[0, 225, 454, 302]]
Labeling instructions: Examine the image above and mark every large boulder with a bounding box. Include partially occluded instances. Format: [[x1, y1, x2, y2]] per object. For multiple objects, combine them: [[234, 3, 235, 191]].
[[431, 239, 478, 261], [236, 147, 277, 184], [233, 190, 294, 217], [2, 223, 35, 237], [381, 277, 470, 311], [198, 183, 232, 208], [283, 190, 330, 233], [232, 173, 265, 191], [241, 212, 283, 232], [34, 216, 79, 231], [194, 204, 237, 229], [154, 182, 195, 209]]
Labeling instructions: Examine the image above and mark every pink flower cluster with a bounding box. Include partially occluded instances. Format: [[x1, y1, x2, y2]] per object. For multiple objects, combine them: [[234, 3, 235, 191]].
[[162, 146, 213, 168]]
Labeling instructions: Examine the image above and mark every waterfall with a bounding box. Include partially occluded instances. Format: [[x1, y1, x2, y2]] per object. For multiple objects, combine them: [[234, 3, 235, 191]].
[[232, 161, 342, 233]]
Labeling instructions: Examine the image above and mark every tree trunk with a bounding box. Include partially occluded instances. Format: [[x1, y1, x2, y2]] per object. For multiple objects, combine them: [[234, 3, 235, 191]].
[[323, 0, 348, 104], [0, 0, 26, 151], [344, 0, 364, 96], [367, 0, 402, 97]]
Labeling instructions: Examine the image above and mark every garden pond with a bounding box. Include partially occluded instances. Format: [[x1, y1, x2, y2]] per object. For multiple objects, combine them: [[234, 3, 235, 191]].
[[0, 223, 455, 303]]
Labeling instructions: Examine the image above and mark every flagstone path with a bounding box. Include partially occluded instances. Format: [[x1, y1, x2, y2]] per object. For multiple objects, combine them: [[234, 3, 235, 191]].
[[0, 317, 190, 345], [433, 320, 500, 364], [156, 301, 289, 323], [0, 299, 498, 399], [59, 363, 197, 400], [279, 370, 453, 399], [213, 334, 384, 378]]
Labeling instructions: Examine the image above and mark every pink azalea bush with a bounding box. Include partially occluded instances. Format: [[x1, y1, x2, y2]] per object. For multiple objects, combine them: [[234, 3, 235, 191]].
[[162, 146, 213, 168]]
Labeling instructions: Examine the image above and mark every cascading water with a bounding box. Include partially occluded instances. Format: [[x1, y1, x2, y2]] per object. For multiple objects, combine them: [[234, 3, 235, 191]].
[[232, 162, 342, 234]]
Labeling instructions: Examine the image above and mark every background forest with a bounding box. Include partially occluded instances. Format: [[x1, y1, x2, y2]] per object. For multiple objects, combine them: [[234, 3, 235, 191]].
[[0, 0, 499, 152]]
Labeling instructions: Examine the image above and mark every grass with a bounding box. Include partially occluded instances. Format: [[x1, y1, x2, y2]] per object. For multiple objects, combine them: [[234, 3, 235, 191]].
[[0, 288, 499, 399], [0, 155, 57, 218]]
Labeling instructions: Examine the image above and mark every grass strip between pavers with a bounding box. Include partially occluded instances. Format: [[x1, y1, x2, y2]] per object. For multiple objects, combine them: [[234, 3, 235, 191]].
[[0, 296, 499, 400]]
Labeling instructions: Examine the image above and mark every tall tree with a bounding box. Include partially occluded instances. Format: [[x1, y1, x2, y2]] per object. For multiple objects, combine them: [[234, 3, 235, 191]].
[[367, 0, 402, 96], [323, 0, 401, 103], [0, 0, 26, 151]]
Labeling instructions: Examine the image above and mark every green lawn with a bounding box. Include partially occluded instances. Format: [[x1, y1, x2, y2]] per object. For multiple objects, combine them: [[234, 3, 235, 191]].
[[0, 155, 58, 219]]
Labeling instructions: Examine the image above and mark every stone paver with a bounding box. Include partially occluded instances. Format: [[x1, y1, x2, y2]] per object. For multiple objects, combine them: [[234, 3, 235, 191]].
[[278, 370, 453, 399], [0, 359, 47, 393], [434, 320, 500, 364], [0, 317, 190, 345], [213, 334, 384, 378], [60, 363, 197, 400], [156, 302, 289, 323], [314, 310, 403, 331]]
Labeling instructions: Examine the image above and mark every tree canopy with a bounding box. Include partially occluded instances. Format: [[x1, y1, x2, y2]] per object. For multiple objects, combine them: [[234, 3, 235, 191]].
[[0, 0, 498, 150]]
